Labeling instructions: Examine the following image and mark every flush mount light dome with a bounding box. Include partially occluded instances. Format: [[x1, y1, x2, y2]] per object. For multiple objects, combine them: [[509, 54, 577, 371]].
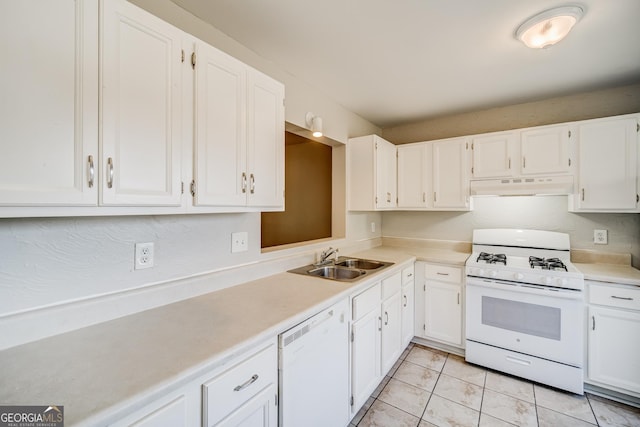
[[516, 5, 584, 49]]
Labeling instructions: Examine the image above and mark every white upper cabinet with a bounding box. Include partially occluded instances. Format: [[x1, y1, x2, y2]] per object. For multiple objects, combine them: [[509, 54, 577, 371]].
[[397, 143, 431, 209], [520, 124, 571, 175], [192, 41, 284, 210], [101, 0, 183, 206], [246, 69, 285, 208], [432, 137, 470, 210], [193, 42, 247, 207], [348, 135, 397, 210], [0, 0, 98, 206], [570, 114, 639, 212], [471, 132, 516, 179]]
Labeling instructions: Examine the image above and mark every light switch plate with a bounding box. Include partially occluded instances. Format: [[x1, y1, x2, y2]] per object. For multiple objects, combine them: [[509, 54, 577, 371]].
[[232, 232, 248, 253], [594, 229, 608, 245]]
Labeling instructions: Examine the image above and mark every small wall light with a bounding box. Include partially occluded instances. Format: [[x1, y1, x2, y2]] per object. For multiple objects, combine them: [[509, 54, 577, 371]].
[[515, 5, 584, 49], [305, 112, 323, 137]]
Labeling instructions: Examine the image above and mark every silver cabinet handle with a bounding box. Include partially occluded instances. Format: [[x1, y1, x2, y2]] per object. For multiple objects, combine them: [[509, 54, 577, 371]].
[[106, 157, 114, 189], [87, 155, 94, 188], [403, 295, 407, 307], [242, 173, 247, 193], [611, 295, 633, 301], [592, 316, 596, 331], [250, 173, 255, 194], [384, 311, 389, 325], [234, 374, 259, 392], [436, 272, 449, 276]]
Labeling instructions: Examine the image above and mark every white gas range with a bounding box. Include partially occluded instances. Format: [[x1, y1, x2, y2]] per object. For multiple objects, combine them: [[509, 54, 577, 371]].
[[465, 229, 585, 394]]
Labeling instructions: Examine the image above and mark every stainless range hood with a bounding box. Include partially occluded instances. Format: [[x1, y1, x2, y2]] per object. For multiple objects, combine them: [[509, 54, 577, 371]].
[[470, 175, 574, 196]]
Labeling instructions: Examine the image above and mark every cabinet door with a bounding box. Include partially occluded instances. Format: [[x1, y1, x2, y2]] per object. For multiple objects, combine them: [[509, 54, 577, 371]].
[[375, 137, 397, 209], [381, 291, 403, 375], [193, 41, 247, 206], [217, 384, 277, 427], [588, 306, 640, 394], [425, 281, 462, 346], [432, 138, 469, 209], [521, 125, 571, 175], [101, 0, 183, 206], [246, 69, 285, 208], [397, 143, 430, 208], [351, 309, 381, 412], [401, 281, 415, 348], [0, 0, 98, 206], [576, 117, 638, 210], [471, 132, 515, 178]]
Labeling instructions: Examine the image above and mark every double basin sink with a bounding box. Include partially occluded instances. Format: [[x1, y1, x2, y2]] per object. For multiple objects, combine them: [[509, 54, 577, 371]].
[[288, 257, 393, 282]]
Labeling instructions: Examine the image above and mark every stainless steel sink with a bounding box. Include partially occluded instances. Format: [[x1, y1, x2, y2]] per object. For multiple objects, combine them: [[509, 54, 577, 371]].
[[287, 257, 393, 282], [334, 257, 388, 270], [307, 266, 365, 280]]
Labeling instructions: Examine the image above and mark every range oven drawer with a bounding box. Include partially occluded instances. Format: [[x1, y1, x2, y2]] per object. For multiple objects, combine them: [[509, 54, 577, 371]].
[[465, 340, 583, 394]]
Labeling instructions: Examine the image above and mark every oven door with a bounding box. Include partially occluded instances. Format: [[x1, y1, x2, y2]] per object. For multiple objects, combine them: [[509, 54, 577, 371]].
[[466, 277, 584, 367]]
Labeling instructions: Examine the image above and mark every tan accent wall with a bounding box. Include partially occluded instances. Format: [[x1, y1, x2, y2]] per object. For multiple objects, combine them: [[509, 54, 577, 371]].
[[382, 82, 640, 144], [262, 133, 332, 247]]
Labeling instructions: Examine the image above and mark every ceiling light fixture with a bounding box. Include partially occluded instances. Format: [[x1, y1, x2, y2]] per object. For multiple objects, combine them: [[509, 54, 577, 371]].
[[515, 5, 584, 49], [305, 112, 323, 137]]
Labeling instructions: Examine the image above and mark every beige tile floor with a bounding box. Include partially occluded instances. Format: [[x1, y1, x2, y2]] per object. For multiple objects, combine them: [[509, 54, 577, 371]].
[[351, 343, 640, 427]]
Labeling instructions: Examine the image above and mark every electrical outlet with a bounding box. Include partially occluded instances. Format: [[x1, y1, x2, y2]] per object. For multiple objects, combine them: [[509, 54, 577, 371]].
[[135, 242, 154, 269], [231, 232, 248, 253], [594, 229, 608, 245]]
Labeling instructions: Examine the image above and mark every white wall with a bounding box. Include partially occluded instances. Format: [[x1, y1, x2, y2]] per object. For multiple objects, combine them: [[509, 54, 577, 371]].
[[382, 196, 640, 267]]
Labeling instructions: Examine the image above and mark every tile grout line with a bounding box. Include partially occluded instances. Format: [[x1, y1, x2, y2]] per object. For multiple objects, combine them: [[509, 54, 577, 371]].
[[585, 393, 601, 427]]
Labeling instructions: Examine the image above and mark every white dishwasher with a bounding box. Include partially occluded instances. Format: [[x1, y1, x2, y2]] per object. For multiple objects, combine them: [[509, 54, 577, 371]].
[[279, 297, 350, 427]]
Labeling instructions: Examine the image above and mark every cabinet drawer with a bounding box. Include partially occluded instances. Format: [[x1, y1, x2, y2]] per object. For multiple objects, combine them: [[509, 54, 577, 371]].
[[203, 343, 277, 426], [590, 283, 640, 311], [425, 264, 462, 284], [382, 272, 401, 300], [353, 283, 381, 320], [402, 266, 415, 285]]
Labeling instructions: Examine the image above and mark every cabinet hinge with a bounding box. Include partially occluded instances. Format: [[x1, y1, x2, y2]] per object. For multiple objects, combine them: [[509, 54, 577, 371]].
[[191, 52, 196, 69], [351, 330, 354, 342], [423, 323, 426, 331], [350, 396, 354, 406], [423, 284, 426, 291], [568, 130, 572, 138], [190, 180, 196, 197], [181, 181, 184, 194], [568, 158, 571, 167], [637, 123, 639, 132], [375, 196, 378, 204], [471, 166, 474, 174], [375, 142, 378, 149], [275, 393, 278, 406], [181, 49, 185, 63], [637, 194, 639, 203]]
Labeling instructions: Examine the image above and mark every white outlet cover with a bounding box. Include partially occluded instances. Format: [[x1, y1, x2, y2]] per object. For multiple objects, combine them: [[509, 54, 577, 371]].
[[231, 232, 248, 253], [594, 229, 608, 245], [135, 242, 154, 269]]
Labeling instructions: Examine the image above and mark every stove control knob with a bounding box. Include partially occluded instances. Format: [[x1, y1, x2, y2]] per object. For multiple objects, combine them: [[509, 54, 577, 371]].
[[543, 276, 553, 285], [477, 269, 485, 276], [556, 278, 568, 286], [489, 270, 498, 278], [514, 273, 524, 280]]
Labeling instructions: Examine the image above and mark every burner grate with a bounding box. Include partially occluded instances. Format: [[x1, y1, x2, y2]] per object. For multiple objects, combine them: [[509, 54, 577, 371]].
[[529, 256, 568, 271], [477, 252, 507, 265]]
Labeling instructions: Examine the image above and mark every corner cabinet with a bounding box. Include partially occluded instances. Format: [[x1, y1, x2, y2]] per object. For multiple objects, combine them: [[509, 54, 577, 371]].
[[192, 41, 284, 210], [347, 135, 397, 210], [587, 282, 640, 397], [569, 114, 639, 212]]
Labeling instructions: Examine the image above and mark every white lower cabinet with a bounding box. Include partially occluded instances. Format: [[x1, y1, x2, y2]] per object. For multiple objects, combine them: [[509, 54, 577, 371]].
[[350, 271, 403, 413], [417, 262, 463, 347], [112, 389, 197, 427], [587, 282, 640, 396]]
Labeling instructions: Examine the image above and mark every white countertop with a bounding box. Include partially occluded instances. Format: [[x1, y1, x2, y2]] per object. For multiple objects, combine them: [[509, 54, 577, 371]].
[[575, 262, 640, 287], [0, 248, 415, 426]]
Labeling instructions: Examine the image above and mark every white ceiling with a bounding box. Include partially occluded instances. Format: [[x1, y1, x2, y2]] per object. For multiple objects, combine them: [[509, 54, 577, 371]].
[[171, 0, 640, 128]]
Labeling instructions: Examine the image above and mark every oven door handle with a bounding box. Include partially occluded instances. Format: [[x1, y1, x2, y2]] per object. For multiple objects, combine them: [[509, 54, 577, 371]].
[[466, 277, 583, 300]]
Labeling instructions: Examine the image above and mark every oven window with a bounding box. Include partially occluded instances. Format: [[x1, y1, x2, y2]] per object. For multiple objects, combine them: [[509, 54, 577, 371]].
[[481, 296, 561, 340]]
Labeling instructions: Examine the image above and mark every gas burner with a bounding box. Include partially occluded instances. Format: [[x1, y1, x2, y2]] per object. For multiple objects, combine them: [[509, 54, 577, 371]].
[[477, 252, 507, 265], [529, 256, 568, 271]]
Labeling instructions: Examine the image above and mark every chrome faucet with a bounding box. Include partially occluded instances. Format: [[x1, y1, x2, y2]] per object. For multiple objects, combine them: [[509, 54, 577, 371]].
[[316, 247, 339, 266]]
